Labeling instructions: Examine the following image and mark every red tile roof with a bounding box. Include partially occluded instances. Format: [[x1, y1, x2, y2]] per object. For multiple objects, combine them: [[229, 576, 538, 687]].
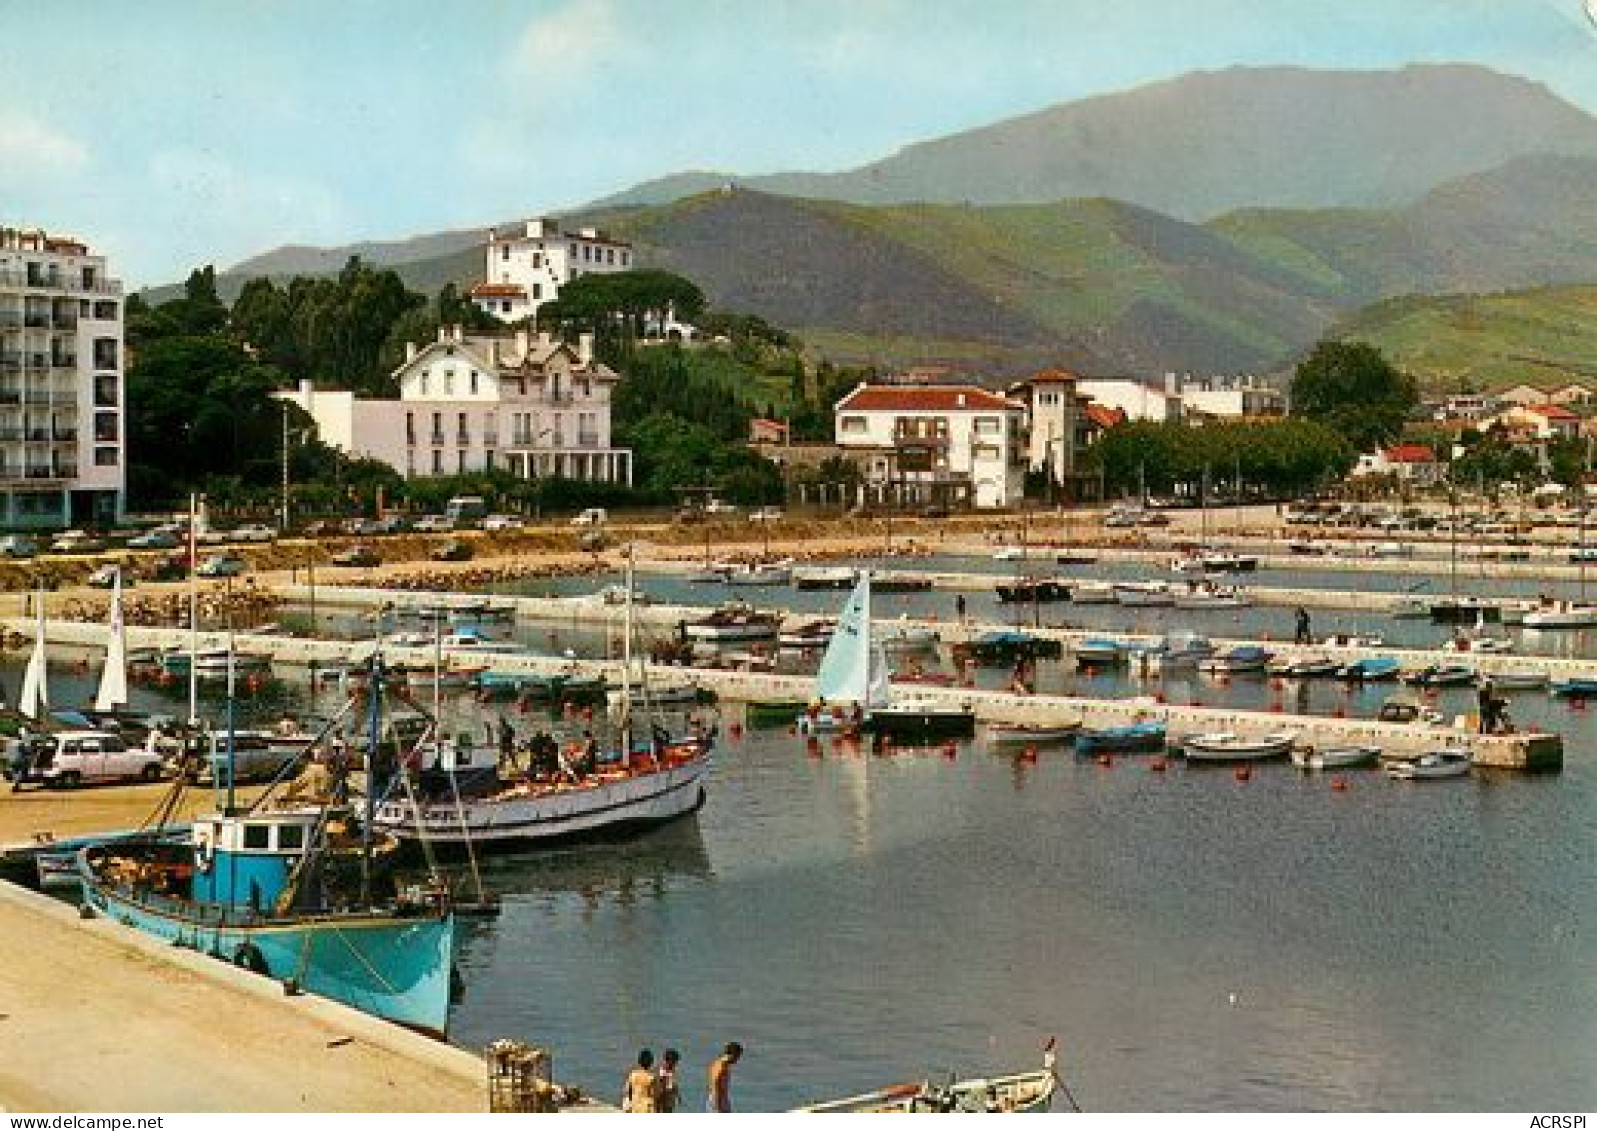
[[469, 282, 527, 298], [836, 385, 1018, 413], [1084, 404, 1126, 430], [1029, 368, 1082, 383], [1382, 444, 1437, 463]]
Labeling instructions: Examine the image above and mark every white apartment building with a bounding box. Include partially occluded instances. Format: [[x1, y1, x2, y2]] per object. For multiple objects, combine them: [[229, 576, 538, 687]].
[[834, 383, 1025, 509], [1074, 376, 1183, 423], [277, 327, 631, 485], [0, 225, 124, 529], [1178, 373, 1284, 419], [470, 218, 634, 325]]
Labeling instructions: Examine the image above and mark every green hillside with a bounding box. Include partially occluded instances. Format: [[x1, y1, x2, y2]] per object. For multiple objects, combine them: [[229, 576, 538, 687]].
[[1327, 285, 1597, 392]]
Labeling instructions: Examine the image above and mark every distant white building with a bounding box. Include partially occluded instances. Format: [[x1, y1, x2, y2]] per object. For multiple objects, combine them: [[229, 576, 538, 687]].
[[1009, 369, 1096, 499], [470, 218, 634, 325], [1074, 377, 1182, 423], [0, 224, 125, 528], [834, 383, 1025, 509], [277, 328, 631, 485], [1178, 373, 1284, 419]]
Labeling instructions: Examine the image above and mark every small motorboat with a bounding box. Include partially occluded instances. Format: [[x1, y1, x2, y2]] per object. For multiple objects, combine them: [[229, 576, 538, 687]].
[[1173, 583, 1251, 609], [1441, 634, 1513, 655], [778, 619, 836, 649], [1402, 664, 1478, 688], [873, 574, 935, 593], [1390, 597, 1432, 620], [958, 631, 1064, 666], [1156, 632, 1215, 666], [1320, 632, 1387, 649], [1113, 581, 1174, 607], [1054, 550, 1098, 566], [1074, 720, 1166, 755], [1068, 581, 1118, 605], [1180, 731, 1296, 762], [985, 722, 1081, 747], [685, 565, 730, 584], [1290, 744, 1381, 770], [1338, 656, 1403, 682], [1270, 656, 1341, 679], [995, 578, 1070, 603], [1199, 552, 1259, 573], [1386, 749, 1472, 780], [724, 561, 793, 586], [879, 623, 940, 653], [1429, 597, 1501, 624], [1073, 638, 1128, 667], [683, 604, 781, 642], [992, 546, 1027, 562], [1521, 600, 1597, 629], [744, 696, 812, 728], [1490, 668, 1548, 691], [1198, 645, 1273, 674], [792, 565, 858, 590], [1376, 692, 1445, 725], [794, 1046, 1064, 1113], [1549, 677, 1597, 698]]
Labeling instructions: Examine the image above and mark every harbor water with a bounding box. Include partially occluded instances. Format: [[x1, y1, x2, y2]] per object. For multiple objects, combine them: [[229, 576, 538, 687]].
[[11, 553, 1597, 1112]]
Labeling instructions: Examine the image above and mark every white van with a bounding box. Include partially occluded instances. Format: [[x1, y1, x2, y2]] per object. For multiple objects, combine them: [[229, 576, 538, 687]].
[[444, 495, 489, 526], [570, 508, 608, 527], [12, 729, 165, 788]]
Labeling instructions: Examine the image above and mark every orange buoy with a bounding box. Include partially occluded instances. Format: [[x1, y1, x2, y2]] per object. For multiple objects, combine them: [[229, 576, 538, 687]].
[[1571, 697, 1586, 711], [787, 724, 798, 736], [1149, 757, 1167, 772], [1233, 765, 1251, 782], [1269, 701, 1282, 713], [1331, 777, 1349, 792], [1096, 753, 1113, 768], [1333, 705, 1346, 718], [1154, 691, 1166, 704], [729, 722, 742, 740], [1021, 747, 1038, 765]]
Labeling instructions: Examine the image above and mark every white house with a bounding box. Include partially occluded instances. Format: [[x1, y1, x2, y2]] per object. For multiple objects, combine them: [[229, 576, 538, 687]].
[[1074, 376, 1182, 423], [1352, 443, 1445, 485], [277, 327, 631, 485], [470, 218, 634, 325], [1178, 374, 1285, 419], [0, 224, 125, 528], [833, 383, 1025, 509], [1009, 369, 1095, 499]]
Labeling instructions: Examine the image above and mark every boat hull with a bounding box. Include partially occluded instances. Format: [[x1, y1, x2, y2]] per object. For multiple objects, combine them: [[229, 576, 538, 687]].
[[995, 580, 1070, 603], [78, 865, 455, 1036], [864, 707, 977, 741], [375, 754, 710, 849], [1074, 726, 1166, 755], [1181, 736, 1295, 762]]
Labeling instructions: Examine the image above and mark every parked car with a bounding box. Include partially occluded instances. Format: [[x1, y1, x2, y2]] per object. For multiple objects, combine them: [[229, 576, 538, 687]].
[[49, 529, 107, 554], [372, 515, 413, 535], [331, 544, 381, 567], [413, 514, 455, 533], [0, 535, 39, 558], [570, 508, 609, 527], [748, 506, 784, 522], [431, 538, 473, 562], [127, 529, 180, 550], [195, 553, 247, 578], [171, 732, 307, 786], [86, 564, 133, 589], [6, 729, 164, 789], [142, 554, 190, 582], [230, 523, 278, 543], [703, 500, 738, 516], [343, 518, 387, 536], [483, 514, 527, 532]]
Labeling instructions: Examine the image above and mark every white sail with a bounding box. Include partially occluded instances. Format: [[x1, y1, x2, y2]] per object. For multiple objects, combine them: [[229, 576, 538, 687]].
[[813, 573, 891, 710], [94, 568, 129, 711], [19, 589, 49, 720]]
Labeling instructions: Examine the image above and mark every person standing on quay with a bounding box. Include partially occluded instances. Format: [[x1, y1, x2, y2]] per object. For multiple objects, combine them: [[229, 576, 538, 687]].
[[655, 1048, 681, 1113], [707, 1041, 743, 1112], [1294, 605, 1312, 645], [621, 1048, 657, 1112]]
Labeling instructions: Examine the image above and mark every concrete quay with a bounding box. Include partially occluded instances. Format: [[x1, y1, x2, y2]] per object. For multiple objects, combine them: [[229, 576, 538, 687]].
[[0, 881, 488, 1112], [10, 605, 1564, 772]]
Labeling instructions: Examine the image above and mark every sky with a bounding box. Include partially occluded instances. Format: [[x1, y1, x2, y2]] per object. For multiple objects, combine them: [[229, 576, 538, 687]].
[[5, 0, 1597, 288]]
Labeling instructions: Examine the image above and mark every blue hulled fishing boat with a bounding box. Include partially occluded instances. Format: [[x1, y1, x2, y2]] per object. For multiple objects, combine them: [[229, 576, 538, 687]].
[[76, 657, 458, 1036], [1074, 720, 1167, 755]]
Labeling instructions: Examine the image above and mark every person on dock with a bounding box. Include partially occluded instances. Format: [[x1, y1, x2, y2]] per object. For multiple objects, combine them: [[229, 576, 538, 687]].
[[655, 1048, 681, 1113], [1478, 678, 1498, 735], [497, 715, 517, 769], [955, 593, 967, 623], [707, 1042, 743, 1113], [1294, 606, 1312, 645], [621, 1049, 657, 1112]]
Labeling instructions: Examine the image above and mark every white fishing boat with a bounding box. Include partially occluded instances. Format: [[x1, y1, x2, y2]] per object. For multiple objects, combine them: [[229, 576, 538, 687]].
[[1173, 581, 1251, 609], [1490, 668, 1549, 691], [797, 573, 974, 740], [724, 560, 793, 586], [373, 547, 712, 849], [1521, 600, 1597, 629], [985, 722, 1080, 747], [436, 628, 526, 655], [792, 565, 857, 590], [1180, 731, 1296, 762], [1290, 744, 1381, 770], [1198, 646, 1273, 674], [682, 603, 781, 642], [1113, 580, 1174, 607], [795, 1044, 1065, 1113], [992, 546, 1027, 562], [778, 619, 836, 649], [1386, 749, 1472, 780], [1069, 581, 1118, 605]]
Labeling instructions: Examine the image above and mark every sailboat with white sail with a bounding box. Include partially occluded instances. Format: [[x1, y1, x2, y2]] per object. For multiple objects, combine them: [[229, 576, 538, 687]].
[[94, 567, 129, 712], [18, 588, 49, 722], [798, 572, 975, 740]]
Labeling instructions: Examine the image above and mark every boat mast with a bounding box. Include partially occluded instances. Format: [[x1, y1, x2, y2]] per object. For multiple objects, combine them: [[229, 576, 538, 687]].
[[187, 492, 199, 727], [360, 609, 388, 909], [224, 589, 237, 816], [620, 544, 634, 768]]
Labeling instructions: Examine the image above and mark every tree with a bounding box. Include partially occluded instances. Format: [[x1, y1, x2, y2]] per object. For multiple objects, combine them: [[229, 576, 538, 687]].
[[1290, 340, 1418, 454]]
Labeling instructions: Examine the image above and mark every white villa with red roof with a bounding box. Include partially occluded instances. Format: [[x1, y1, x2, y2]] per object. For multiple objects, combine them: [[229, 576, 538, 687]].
[[1353, 443, 1445, 485], [834, 382, 1026, 508], [470, 218, 635, 324]]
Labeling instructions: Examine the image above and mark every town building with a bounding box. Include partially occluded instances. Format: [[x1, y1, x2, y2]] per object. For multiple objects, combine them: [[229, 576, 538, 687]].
[[1009, 369, 1096, 500], [277, 328, 631, 485], [470, 218, 634, 325], [1497, 382, 1594, 409], [0, 224, 124, 528], [1352, 443, 1445, 485], [748, 417, 790, 446], [833, 383, 1025, 509], [1074, 376, 1182, 423], [1177, 373, 1285, 419], [1429, 394, 1502, 423], [1484, 404, 1581, 442]]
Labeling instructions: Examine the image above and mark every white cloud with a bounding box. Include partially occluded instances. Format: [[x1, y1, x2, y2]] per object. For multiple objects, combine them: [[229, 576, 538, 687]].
[[0, 110, 90, 174], [508, 0, 644, 89]]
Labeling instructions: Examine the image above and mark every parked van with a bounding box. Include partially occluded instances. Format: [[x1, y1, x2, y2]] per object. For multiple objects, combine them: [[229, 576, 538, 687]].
[[570, 508, 609, 527], [444, 495, 489, 526], [8, 729, 165, 789]]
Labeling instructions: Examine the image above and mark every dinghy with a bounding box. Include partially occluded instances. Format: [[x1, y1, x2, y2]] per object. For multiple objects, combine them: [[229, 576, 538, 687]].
[[1290, 744, 1381, 770], [1074, 720, 1166, 755], [1386, 749, 1472, 780], [1180, 731, 1296, 762]]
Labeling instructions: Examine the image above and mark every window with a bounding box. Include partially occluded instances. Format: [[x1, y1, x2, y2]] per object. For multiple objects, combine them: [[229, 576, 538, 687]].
[[622, 252, 631, 267], [841, 416, 867, 434], [502, 301, 511, 314], [419, 371, 429, 395], [532, 283, 541, 300], [278, 824, 304, 850], [94, 446, 118, 467], [405, 412, 415, 445], [533, 253, 542, 269], [974, 417, 1000, 436], [93, 300, 117, 321], [94, 375, 118, 407], [94, 412, 119, 442], [443, 370, 454, 395], [501, 246, 509, 261], [93, 338, 118, 370], [432, 450, 443, 474], [457, 451, 466, 473], [470, 371, 479, 395], [457, 412, 469, 443], [243, 825, 270, 850]]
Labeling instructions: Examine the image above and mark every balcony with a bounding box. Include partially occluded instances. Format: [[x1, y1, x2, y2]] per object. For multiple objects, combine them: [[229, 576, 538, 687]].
[[456, 433, 470, 447], [576, 432, 601, 448], [0, 386, 20, 405], [482, 432, 499, 447], [430, 432, 445, 446]]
